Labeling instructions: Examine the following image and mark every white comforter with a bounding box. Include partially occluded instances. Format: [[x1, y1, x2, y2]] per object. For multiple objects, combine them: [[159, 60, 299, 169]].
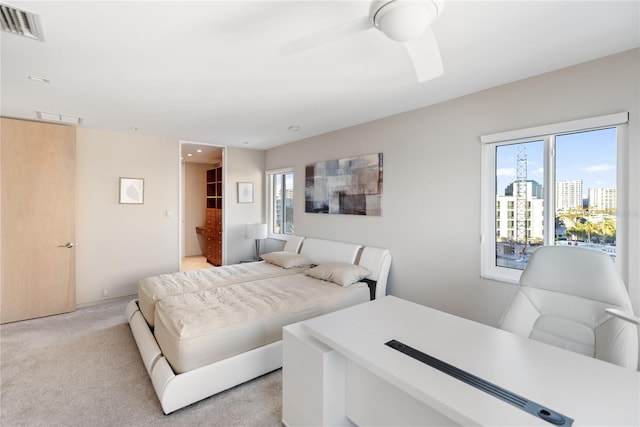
[[138, 261, 307, 326], [153, 273, 370, 373]]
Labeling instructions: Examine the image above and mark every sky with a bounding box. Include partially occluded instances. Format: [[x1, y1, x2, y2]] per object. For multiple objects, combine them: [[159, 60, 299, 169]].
[[496, 127, 617, 198]]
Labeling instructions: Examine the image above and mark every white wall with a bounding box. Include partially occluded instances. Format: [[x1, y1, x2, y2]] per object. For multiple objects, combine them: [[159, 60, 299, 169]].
[[223, 146, 266, 264], [75, 128, 180, 305], [265, 49, 640, 329]]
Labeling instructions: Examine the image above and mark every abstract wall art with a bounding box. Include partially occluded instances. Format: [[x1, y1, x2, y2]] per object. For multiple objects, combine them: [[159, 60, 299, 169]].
[[305, 153, 383, 216]]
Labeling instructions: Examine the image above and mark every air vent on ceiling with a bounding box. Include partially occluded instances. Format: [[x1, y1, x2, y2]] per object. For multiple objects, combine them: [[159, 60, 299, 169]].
[[0, 2, 44, 41], [37, 111, 83, 125]]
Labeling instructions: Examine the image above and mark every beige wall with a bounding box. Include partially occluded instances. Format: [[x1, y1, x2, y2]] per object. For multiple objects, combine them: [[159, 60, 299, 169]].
[[224, 146, 266, 264], [265, 49, 640, 329], [75, 128, 180, 304]]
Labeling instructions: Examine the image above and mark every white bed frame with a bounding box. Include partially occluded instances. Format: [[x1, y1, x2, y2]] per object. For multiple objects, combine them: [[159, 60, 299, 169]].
[[126, 238, 391, 414]]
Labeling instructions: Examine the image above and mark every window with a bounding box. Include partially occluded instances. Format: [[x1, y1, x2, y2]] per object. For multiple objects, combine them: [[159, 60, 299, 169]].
[[481, 113, 628, 284], [267, 168, 294, 236]]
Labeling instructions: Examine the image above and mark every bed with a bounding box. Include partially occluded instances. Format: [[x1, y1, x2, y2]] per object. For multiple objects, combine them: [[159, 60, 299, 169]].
[[137, 235, 307, 327], [126, 237, 391, 414]]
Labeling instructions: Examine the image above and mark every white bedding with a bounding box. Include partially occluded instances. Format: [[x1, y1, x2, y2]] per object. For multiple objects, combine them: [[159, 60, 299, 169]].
[[126, 241, 391, 414], [138, 261, 307, 327], [153, 273, 370, 373]]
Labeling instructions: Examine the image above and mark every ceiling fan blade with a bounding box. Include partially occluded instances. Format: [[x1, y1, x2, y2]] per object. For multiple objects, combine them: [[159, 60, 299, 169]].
[[279, 17, 371, 55], [402, 27, 443, 82]]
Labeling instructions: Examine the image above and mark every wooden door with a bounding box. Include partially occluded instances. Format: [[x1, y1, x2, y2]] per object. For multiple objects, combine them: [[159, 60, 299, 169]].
[[1, 118, 76, 323]]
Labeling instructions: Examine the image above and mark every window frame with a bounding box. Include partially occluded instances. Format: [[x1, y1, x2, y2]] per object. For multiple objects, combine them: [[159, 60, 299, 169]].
[[266, 167, 294, 240], [480, 112, 628, 284]]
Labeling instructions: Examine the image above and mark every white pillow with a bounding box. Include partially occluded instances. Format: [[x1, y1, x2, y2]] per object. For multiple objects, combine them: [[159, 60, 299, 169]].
[[304, 263, 371, 287], [261, 251, 312, 269]]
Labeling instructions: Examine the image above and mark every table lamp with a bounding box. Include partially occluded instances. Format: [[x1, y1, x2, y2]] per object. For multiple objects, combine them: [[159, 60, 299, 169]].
[[246, 223, 268, 259]]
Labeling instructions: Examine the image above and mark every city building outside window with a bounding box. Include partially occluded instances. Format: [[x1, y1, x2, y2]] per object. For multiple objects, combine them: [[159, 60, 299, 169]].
[[266, 168, 294, 236], [481, 113, 628, 284]]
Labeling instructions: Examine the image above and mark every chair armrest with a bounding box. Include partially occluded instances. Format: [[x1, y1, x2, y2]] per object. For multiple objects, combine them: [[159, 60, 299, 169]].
[[606, 308, 640, 325]]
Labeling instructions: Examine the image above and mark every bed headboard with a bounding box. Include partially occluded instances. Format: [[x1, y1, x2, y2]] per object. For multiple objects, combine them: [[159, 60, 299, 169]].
[[357, 246, 392, 300], [299, 237, 362, 265], [283, 235, 305, 253]]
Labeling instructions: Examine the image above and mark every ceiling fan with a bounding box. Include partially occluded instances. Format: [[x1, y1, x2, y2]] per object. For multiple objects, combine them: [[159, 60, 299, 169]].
[[280, 0, 445, 83]]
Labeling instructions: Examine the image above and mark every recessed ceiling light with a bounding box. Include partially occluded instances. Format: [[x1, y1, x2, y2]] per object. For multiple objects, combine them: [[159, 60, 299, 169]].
[[28, 76, 50, 83], [196, 149, 202, 153], [288, 125, 300, 132], [187, 153, 193, 157]]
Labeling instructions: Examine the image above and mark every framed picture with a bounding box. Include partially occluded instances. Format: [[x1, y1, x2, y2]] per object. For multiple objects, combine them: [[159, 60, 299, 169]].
[[119, 177, 144, 204], [305, 153, 383, 216], [238, 182, 253, 203]]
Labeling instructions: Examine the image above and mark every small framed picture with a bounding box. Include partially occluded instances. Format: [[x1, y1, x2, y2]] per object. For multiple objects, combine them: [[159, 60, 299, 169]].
[[238, 182, 253, 203], [119, 177, 144, 204]]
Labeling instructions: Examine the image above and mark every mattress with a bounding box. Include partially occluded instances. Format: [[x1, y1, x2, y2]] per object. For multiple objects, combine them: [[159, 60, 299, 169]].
[[153, 274, 370, 373], [138, 261, 307, 327]]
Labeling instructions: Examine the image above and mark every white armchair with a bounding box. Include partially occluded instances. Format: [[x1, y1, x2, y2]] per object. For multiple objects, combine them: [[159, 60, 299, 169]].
[[499, 245, 638, 369]]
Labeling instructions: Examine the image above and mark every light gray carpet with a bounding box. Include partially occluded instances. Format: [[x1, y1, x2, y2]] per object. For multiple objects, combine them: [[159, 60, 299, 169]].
[[0, 297, 282, 426]]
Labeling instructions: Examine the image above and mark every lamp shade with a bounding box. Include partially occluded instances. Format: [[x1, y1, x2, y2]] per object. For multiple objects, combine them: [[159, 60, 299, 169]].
[[246, 223, 268, 240]]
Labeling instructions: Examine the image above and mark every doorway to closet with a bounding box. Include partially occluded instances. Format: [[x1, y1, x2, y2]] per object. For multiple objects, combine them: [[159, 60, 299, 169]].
[[180, 142, 225, 271]]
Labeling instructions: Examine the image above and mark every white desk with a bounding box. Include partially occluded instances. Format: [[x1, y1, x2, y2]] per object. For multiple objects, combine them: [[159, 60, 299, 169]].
[[282, 296, 640, 426]]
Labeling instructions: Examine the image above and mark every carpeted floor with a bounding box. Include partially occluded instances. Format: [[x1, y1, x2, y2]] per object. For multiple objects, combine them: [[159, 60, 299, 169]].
[[0, 297, 282, 426]]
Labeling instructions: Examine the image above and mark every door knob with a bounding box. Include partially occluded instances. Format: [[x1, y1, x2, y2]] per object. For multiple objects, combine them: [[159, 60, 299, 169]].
[[58, 242, 76, 248]]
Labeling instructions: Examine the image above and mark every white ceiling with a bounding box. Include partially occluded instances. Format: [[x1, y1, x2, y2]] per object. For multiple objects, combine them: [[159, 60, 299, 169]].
[[2, 1, 639, 150]]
